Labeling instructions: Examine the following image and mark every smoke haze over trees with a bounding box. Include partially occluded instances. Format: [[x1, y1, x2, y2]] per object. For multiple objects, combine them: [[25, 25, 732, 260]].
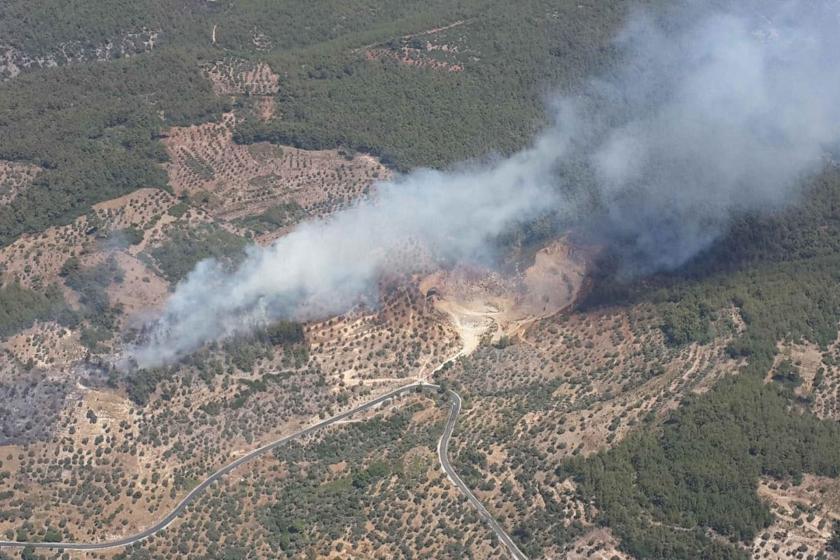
[[133, 0, 840, 366]]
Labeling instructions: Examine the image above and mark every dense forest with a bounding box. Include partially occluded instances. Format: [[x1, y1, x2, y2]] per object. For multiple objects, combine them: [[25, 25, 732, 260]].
[[0, 0, 641, 248], [233, 0, 629, 170], [562, 163, 840, 558], [0, 49, 226, 246]]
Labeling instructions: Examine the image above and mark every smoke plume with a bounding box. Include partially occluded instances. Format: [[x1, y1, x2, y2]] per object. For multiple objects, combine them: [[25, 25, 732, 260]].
[[577, 0, 840, 271], [132, 137, 565, 366], [133, 0, 840, 367]]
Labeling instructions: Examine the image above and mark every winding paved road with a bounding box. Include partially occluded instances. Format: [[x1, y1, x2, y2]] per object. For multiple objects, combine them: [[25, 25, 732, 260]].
[[0, 382, 526, 559], [438, 390, 529, 560]]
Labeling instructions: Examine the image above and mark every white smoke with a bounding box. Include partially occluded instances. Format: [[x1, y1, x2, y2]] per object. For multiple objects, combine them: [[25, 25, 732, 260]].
[[132, 129, 570, 367], [578, 1, 840, 271], [132, 0, 840, 367]]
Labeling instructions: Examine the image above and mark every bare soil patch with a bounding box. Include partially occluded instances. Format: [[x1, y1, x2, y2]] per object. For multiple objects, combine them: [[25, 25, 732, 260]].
[[421, 237, 588, 353], [205, 59, 280, 97], [753, 474, 840, 559]]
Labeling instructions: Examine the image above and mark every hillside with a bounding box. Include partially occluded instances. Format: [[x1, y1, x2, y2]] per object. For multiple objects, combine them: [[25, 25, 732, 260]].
[[2, 2, 840, 560]]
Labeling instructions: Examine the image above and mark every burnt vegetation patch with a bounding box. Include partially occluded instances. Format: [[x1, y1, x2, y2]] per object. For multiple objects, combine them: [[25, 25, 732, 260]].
[[0, 373, 71, 445]]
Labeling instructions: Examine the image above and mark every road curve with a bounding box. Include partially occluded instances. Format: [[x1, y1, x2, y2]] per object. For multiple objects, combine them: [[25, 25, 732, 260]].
[[0, 382, 526, 559], [0, 382, 428, 551], [438, 390, 529, 560]]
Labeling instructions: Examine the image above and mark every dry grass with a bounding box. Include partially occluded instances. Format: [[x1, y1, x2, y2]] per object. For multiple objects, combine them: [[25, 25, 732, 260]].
[[0, 273, 467, 548], [752, 474, 840, 559], [2, 321, 85, 369], [0, 29, 159, 81], [0, 160, 39, 205], [563, 527, 631, 560], [205, 59, 280, 97], [307, 280, 462, 387], [436, 296, 744, 554], [362, 20, 473, 73], [163, 113, 389, 234], [0, 187, 176, 292]]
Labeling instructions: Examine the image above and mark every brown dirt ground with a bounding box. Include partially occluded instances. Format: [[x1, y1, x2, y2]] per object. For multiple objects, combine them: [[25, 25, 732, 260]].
[[0, 160, 39, 206], [421, 237, 589, 354], [205, 59, 280, 97], [752, 474, 840, 559], [163, 112, 389, 231], [362, 20, 472, 73]]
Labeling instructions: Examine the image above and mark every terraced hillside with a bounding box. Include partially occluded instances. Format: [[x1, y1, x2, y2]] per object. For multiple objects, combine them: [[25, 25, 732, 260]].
[[3, 2, 840, 560]]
